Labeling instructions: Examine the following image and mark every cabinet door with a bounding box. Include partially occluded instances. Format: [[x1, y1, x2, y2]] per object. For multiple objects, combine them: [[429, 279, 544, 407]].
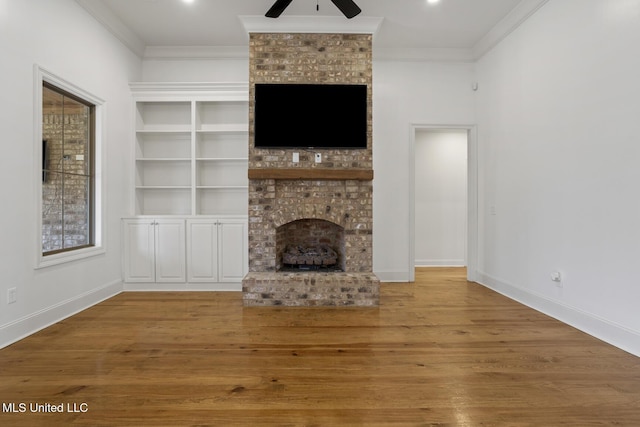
[[218, 220, 248, 282], [154, 219, 186, 283], [186, 219, 219, 283], [123, 220, 155, 282]]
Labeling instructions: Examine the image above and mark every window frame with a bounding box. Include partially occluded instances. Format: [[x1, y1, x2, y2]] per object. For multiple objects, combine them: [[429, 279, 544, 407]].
[[35, 66, 106, 268]]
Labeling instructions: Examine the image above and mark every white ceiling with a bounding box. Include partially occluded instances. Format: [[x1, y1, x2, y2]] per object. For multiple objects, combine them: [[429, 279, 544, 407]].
[[76, 0, 549, 60]]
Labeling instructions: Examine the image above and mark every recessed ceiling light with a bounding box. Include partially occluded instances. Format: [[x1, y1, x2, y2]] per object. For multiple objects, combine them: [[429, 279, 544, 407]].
[[427, 0, 440, 4], [183, 0, 195, 4]]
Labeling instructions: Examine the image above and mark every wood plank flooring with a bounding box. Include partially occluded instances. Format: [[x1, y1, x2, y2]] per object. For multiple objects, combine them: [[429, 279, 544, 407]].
[[1, 268, 639, 426]]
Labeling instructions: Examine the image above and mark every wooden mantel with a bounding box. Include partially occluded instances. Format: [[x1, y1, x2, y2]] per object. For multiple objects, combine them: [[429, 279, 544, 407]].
[[248, 168, 373, 181]]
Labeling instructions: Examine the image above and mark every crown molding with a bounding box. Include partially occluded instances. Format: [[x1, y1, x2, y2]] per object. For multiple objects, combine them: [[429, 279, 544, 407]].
[[141, 45, 474, 62], [76, 0, 548, 63], [238, 15, 384, 36], [473, 0, 550, 60], [75, 0, 145, 57]]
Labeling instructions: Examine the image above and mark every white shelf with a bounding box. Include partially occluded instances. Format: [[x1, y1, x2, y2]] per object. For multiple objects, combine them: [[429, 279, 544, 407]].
[[137, 158, 192, 162], [135, 188, 192, 216], [197, 186, 249, 189], [136, 160, 191, 187], [136, 132, 191, 159], [136, 186, 192, 189], [196, 101, 248, 131], [196, 160, 247, 188], [197, 124, 248, 133], [131, 86, 248, 216], [196, 158, 248, 162], [136, 101, 191, 130], [196, 187, 248, 216], [136, 127, 192, 133], [197, 132, 247, 159]]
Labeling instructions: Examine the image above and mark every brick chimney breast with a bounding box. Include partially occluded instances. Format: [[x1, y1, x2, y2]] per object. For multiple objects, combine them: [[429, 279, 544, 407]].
[[243, 32, 379, 307]]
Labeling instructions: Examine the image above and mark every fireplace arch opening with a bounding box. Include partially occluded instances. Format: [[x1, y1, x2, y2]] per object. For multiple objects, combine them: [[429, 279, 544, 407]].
[[276, 219, 346, 272]]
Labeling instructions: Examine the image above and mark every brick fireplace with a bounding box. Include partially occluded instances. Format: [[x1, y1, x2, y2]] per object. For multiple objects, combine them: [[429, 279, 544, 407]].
[[242, 31, 380, 306]]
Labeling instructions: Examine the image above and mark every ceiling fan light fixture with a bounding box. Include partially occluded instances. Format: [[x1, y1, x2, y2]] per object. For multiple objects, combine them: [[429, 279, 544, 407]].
[[265, 0, 361, 19], [266, 0, 294, 18], [330, 0, 361, 19]]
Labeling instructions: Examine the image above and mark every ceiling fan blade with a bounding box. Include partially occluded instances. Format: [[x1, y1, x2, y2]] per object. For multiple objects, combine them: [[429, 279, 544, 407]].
[[265, 0, 294, 18], [330, 0, 361, 19]]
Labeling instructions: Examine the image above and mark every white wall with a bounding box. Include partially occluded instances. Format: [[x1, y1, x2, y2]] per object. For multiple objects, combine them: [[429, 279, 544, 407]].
[[475, 0, 640, 355], [0, 0, 142, 348], [414, 130, 467, 267], [142, 59, 248, 82], [372, 61, 476, 280]]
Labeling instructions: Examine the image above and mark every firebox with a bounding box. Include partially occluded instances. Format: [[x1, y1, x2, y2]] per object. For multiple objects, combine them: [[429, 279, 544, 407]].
[[276, 219, 346, 272]]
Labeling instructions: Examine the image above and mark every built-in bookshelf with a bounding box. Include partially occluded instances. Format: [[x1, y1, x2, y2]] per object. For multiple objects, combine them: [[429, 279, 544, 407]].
[[131, 83, 249, 216]]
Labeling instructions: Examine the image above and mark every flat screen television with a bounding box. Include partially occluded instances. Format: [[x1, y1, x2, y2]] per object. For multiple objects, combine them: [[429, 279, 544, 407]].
[[42, 140, 49, 182], [254, 83, 367, 149]]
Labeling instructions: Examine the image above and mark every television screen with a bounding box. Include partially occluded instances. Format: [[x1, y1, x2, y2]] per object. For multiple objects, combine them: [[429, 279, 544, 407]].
[[42, 140, 49, 182], [254, 83, 367, 149]]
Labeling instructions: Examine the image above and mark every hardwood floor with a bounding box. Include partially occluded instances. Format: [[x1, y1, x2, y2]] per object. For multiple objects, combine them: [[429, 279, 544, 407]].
[[1, 268, 639, 426]]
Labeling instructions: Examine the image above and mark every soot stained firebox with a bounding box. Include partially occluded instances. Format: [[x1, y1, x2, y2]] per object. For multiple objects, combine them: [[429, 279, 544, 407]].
[[276, 219, 345, 272]]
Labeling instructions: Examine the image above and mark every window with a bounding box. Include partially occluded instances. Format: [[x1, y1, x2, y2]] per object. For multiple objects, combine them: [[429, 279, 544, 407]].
[[42, 83, 95, 255], [36, 66, 105, 267]]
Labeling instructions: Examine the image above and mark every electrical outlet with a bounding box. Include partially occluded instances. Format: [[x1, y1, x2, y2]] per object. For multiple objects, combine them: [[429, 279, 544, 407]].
[[7, 287, 17, 304], [315, 153, 322, 163], [550, 272, 563, 288], [292, 152, 299, 163]]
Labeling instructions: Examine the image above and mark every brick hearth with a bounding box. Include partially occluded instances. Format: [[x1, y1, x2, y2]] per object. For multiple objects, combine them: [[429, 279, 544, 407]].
[[243, 272, 379, 307]]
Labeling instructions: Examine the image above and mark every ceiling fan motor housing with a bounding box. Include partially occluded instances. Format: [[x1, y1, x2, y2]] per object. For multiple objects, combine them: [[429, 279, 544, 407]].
[[266, 0, 361, 19]]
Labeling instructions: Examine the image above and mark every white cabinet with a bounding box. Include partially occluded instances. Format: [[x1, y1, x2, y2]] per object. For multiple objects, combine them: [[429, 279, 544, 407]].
[[218, 219, 248, 282], [123, 219, 186, 283], [186, 218, 248, 283], [131, 84, 249, 216], [125, 84, 248, 290]]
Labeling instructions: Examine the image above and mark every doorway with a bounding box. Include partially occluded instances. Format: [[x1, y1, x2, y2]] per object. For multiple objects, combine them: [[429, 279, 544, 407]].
[[408, 125, 478, 282]]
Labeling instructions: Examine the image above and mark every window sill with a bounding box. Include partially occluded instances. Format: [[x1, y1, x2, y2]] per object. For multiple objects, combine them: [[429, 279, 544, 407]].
[[36, 246, 106, 269]]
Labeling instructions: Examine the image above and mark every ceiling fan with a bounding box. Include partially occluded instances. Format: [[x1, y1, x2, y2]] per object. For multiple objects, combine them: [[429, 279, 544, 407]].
[[266, 0, 362, 19]]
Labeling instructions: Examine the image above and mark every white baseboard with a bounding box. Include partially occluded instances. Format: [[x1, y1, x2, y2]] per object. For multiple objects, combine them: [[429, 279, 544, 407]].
[[477, 271, 640, 357], [374, 271, 410, 283], [415, 259, 466, 267], [0, 280, 123, 350], [123, 282, 242, 292]]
